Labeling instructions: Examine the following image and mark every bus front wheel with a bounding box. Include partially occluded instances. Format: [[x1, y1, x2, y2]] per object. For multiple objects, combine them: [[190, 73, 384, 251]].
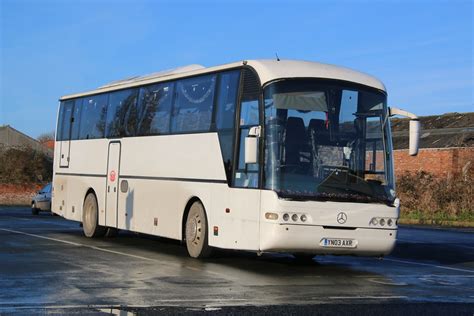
[[82, 192, 106, 238], [185, 201, 213, 258]]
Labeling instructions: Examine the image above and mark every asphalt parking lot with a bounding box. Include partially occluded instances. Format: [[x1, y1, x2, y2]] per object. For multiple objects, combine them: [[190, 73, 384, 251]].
[[0, 206, 473, 315]]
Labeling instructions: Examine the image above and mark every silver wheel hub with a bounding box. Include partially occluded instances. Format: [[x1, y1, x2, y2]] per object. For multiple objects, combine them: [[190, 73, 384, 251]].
[[186, 217, 198, 242]]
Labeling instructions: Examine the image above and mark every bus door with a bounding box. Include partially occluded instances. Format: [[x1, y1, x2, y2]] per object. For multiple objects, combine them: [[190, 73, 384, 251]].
[[106, 142, 121, 227], [59, 101, 74, 167], [228, 80, 261, 249]]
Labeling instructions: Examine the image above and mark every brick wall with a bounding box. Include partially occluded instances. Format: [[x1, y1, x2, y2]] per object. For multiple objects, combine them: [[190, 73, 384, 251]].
[[0, 183, 42, 205], [394, 147, 474, 178]]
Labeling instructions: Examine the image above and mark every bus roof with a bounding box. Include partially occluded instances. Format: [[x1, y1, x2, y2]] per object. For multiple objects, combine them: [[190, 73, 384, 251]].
[[60, 59, 386, 100]]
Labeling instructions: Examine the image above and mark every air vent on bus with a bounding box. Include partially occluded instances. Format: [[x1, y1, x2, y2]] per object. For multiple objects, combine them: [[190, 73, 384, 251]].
[[241, 69, 260, 101]]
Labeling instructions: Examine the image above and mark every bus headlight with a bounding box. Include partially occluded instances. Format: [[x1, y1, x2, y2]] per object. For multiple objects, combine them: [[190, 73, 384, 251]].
[[283, 213, 289, 221], [300, 214, 307, 222], [370, 217, 397, 227], [265, 212, 278, 220], [291, 214, 298, 222]]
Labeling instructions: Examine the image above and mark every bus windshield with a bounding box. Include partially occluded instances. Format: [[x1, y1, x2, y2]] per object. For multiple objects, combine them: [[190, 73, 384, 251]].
[[263, 79, 395, 204]]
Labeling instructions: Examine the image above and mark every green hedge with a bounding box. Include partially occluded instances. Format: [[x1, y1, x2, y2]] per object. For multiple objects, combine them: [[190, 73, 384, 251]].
[[0, 147, 53, 184], [397, 167, 473, 222]]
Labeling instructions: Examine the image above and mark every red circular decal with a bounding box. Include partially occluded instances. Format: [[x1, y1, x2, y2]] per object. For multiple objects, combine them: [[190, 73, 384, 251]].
[[109, 170, 116, 182]]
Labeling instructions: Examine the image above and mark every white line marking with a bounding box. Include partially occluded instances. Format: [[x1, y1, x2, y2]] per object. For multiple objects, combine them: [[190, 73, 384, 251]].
[[0, 298, 251, 309], [97, 308, 135, 316], [329, 296, 407, 300], [367, 278, 408, 286], [0, 228, 157, 262], [0, 228, 236, 281], [384, 258, 474, 273]]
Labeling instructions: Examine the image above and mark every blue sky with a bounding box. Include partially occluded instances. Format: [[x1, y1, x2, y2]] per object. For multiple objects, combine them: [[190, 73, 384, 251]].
[[1, 0, 473, 138]]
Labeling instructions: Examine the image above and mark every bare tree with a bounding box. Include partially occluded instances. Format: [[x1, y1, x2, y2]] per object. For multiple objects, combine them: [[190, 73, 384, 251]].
[[37, 131, 55, 144]]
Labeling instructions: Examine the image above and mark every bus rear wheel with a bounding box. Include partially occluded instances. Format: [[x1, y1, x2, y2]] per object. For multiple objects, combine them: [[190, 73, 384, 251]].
[[82, 192, 106, 238], [185, 201, 213, 258]]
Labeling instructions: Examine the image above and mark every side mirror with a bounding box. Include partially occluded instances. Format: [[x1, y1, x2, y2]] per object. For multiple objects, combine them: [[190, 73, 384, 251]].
[[244, 126, 261, 164], [389, 107, 420, 156], [409, 119, 420, 156]]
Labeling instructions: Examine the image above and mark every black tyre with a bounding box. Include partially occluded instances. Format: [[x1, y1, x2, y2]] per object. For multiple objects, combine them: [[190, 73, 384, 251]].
[[293, 253, 316, 263], [185, 201, 213, 258], [31, 202, 39, 215], [105, 227, 118, 238], [82, 193, 106, 238]]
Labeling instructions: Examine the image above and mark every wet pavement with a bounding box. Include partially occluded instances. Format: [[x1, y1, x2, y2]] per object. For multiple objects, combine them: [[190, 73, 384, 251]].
[[0, 206, 473, 315]]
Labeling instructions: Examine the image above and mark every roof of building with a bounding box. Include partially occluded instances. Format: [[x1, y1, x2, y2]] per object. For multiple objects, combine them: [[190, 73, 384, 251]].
[[0, 125, 53, 156], [391, 112, 474, 149], [60, 59, 386, 100]]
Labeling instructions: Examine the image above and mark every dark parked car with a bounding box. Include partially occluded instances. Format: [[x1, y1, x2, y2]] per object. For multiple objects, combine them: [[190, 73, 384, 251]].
[[32, 183, 52, 215]]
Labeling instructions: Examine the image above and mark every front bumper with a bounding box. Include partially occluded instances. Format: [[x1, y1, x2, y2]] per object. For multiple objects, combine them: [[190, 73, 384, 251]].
[[260, 222, 397, 256]]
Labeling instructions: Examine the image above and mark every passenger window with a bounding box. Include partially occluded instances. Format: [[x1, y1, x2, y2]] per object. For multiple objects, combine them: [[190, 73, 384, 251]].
[[171, 74, 216, 133], [106, 89, 139, 137], [216, 71, 240, 130], [233, 69, 260, 188], [70, 98, 82, 140], [56, 102, 65, 141], [79, 94, 108, 139], [58, 101, 73, 141], [136, 82, 174, 136], [239, 100, 259, 126], [215, 70, 240, 183]]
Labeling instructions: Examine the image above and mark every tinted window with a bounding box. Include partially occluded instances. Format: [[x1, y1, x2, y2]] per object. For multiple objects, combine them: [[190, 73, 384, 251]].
[[70, 98, 82, 140], [215, 70, 240, 183], [216, 71, 240, 130], [106, 89, 139, 137], [233, 69, 260, 188], [57, 101, 73, 141], [79, 94, 108, 139], [136, 82, 174, 136], [56, 102, 65, 141], [171, 74, 216, 133]]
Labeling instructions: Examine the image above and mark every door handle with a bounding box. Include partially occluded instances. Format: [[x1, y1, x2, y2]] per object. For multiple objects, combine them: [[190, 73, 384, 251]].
[[114, 187, 116, 193], [108, 186, 110, 193]]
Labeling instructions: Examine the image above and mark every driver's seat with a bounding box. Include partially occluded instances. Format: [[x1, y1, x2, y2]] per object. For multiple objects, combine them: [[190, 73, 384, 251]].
[[284, 117, 311, 171]]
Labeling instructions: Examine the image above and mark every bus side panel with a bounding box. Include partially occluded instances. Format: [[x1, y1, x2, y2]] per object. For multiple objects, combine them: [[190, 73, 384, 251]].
[[52, 140, 65, 216], [116, 134, 225, 239], [116, 179, 213, 240], [209, 186, 260, 251], [56, 139, 108, 224]]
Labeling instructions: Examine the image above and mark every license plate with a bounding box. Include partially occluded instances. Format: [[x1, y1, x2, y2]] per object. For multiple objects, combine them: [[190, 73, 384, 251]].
[[320, 238, 357, 248]]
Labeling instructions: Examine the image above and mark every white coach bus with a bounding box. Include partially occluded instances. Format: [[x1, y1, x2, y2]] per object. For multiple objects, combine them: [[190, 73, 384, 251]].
[[52, 59, 420, 258]]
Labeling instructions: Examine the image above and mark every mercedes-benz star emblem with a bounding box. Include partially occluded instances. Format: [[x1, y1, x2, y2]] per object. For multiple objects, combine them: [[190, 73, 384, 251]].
[[337, 212, 347, 224]]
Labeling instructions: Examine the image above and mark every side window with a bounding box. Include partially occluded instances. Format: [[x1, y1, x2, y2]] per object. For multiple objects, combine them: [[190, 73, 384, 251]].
[[216, 71, 240, 130], [171, 74, 216, 133], [56, 102, 65, 141], [233, 69, 260, 188], [136, 82, 174, 136], [215, 70, 240, 183], [57, 100, 73, 141], [106, 89, 139, 138], [70, 98, 82, 140], [79, 94, 108, 139]]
